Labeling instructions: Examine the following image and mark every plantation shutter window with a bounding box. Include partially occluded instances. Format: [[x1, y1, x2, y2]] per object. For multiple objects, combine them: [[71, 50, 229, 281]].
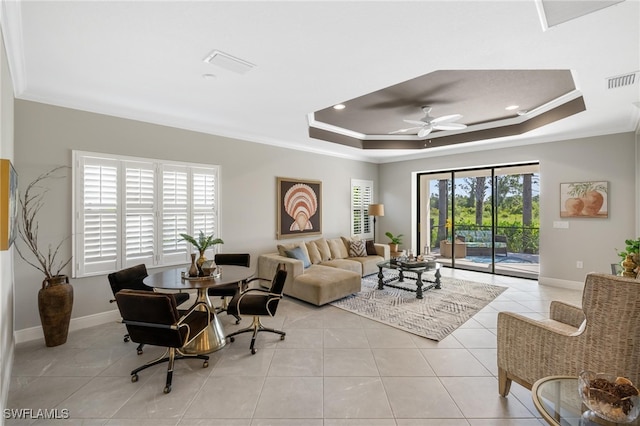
[[73, 151, 219, 278], [161, 165, 189, 265], [124, 161, 156, 267], [77, 157, 119, 276], [351, 179, 374, 240]]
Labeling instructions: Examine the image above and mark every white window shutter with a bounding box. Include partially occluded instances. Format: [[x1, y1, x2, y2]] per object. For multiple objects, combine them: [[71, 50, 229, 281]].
[[351, 179, 374, 240], [124, 161, 155, 266], [78, 158, 119, 276], [192, 167, 218, 258], [161, 165, 189, 264]]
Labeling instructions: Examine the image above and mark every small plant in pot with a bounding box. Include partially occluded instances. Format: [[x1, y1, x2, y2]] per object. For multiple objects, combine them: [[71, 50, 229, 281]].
[[616, 237, 640, 277], [180, 231, 224, 276], [15, 166, 73, 347], [385, 231, 403, 253]]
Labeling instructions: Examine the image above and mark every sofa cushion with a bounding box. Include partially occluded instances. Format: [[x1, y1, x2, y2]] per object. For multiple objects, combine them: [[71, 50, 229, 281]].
[[365, 239, 378, 256], [328, 238, 349, 259], [284, 246, 311, 268], [277, 241, 310, 260], [292, 265, 361, 306], [305, 241, 322, 264], [320, 258, 362, 274], [349, 239, 367, 257], [313, 238, 332, 261]]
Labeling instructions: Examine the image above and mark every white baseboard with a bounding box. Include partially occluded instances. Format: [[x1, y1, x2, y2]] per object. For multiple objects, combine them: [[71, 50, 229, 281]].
[[538, 276, 584, 291], [15, 309, 121, 344]]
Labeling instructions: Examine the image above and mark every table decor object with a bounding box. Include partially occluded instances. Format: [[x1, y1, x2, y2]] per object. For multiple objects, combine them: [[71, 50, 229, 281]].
[[579, 370, 640, 423]]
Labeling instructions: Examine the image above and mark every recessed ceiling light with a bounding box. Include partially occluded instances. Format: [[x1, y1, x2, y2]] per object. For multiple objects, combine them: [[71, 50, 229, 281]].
[[505, 105, 520, 111], [333, 104, 346, 110]]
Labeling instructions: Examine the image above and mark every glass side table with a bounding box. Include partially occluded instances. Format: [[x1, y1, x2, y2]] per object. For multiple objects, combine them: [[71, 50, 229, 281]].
[[532, 376, 640, 426]]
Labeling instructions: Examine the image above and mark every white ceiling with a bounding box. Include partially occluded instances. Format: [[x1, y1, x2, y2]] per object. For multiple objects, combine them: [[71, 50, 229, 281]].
[[1, 1, 639, 164]]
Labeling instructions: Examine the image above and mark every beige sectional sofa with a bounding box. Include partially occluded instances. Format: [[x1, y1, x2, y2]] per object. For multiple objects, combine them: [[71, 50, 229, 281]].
[[257, 237, 390, 305]]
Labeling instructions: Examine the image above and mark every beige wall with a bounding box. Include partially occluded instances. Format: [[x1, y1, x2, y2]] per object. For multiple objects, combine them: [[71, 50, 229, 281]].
[[378, 132, 637, 286], [13, 100, 379, 331], [0, 26, 16, 415]]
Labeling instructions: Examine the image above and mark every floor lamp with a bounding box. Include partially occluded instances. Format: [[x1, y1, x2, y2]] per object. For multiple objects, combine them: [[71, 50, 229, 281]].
[[368, 204, 385, 242]]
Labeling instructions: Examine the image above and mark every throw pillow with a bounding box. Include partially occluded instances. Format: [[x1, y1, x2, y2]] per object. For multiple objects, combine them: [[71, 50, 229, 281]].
[[284, 246, 311, 268], [277, 242, 310, 262], [365, 239, 378, 256], [328, 238, 349, 259], [313, 238, 332, 261], [349, 239, 367, 257], [305, 241, 322, 264]]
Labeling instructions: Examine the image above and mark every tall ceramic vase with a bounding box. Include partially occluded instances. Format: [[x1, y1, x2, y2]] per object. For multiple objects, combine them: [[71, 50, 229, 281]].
[[38, 275, 73, 347]]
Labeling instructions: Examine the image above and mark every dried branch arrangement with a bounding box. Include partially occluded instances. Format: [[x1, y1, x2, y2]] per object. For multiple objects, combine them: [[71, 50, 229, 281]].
[[16, 166, 72, 279]]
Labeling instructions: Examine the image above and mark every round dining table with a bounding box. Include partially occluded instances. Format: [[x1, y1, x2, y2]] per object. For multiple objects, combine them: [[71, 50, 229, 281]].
[[144, 265, 253, 354]]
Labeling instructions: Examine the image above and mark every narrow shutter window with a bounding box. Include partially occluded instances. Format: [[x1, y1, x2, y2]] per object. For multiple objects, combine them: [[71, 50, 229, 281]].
[[80, 158, 118, 275], [161, 165, 189, 264], [124, 161, 155, 266], [351, 179, 374, 240], [192, 168, 217, 243]]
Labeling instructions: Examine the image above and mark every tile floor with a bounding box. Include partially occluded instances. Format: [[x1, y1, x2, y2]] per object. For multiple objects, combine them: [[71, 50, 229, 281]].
[[7, 268, 583, 425]]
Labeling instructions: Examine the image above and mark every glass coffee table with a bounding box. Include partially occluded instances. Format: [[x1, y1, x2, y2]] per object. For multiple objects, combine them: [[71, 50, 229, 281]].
[[376, 259, 441, 299], [532, 376, 640, 426]]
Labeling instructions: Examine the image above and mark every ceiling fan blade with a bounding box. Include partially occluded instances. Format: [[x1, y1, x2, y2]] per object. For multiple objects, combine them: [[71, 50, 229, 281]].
[[433, 122, 467, 130], [417, 126, 433, 138], [431, 114, 463, 124], [403, 119, 427, 126], [389, 126, 421, 134]]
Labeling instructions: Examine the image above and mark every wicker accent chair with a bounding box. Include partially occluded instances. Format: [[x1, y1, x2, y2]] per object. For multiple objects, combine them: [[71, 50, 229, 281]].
[[497, 272, 640, 397]]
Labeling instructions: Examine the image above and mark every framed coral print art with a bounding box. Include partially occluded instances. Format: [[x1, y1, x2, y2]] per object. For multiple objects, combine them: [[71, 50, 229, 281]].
[[560, 181, 608, 218], [277, 177, 322, 239]]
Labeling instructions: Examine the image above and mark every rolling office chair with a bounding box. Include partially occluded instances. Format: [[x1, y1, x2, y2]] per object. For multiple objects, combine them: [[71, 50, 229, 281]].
[[226, 264, 287, 354], [108, 264, 190, 354], [114, 289, 210, 394], [207, 253, 251, 324]]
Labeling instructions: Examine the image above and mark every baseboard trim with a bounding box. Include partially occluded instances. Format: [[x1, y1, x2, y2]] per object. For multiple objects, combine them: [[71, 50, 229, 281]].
[[15, 309, 121, 344], [538, 276, 584, 291]]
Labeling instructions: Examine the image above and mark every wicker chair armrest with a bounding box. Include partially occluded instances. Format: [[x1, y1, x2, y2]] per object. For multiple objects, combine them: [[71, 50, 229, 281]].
[[549, 301, 584, 328], [497, 311, 580, 388]]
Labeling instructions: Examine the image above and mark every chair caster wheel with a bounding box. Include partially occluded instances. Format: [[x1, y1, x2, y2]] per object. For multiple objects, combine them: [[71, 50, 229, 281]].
[[131, 374, 139, 383], [235, 319, 241, 324], [124, 336, 130, 342], [230, 337, 235, 342], [137, 349, 143, 355], [203, 361, 209, 368], [251, 348, 257, 355], [280, 335, 285, 340], [163, 386, 171, 394]]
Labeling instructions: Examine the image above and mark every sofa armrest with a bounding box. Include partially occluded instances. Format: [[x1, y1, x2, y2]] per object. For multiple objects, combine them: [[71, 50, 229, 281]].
[[549, 301, 585, 328], [257, 253, 304, 290], [374, 243, 390, 260]]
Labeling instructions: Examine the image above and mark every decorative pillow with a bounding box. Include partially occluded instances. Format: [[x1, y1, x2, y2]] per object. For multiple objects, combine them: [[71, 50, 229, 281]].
[[328, 238, 349, 259], [284, 246, 311, 268], [365, 239, 378, 256], [313, 238, 332, 261], [349, 239, 367, 257], [277, 242, 310, 261], [305, 241, 322, 264]]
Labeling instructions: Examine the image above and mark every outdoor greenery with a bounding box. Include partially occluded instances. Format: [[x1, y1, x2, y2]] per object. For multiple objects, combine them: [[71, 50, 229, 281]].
[[429, 174, 540, 254]]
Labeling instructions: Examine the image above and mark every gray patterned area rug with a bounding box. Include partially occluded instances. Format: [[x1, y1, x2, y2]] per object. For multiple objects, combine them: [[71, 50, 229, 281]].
[[330, 271, 507, 341]]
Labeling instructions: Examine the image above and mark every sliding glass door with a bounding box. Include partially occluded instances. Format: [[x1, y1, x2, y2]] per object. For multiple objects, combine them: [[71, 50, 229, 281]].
[[418, 163, 539, 279]]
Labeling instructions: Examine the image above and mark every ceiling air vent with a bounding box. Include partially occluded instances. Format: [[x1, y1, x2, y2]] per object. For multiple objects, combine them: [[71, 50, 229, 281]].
[[607, 72, 637, 89], [203, 50, 255, 75]]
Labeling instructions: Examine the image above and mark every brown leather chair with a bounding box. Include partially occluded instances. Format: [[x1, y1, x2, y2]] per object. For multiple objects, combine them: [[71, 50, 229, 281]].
[[114, 289, 210, 394], [207, 253, 251, 324], [226, 264, 287, 354], [108, 264, 190, 354]]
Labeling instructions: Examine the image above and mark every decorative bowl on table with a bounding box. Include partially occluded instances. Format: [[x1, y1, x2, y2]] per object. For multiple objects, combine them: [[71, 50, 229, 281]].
[[578, 370, 640, 423], [201, 260, 216, 276]]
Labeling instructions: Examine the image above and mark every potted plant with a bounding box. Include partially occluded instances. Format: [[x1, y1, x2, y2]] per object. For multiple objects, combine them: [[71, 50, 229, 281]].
[[15, 166, 73, 347], [180, 230, 224, 275], [616, 237, 640, 277], [385, 231, 403, 253]]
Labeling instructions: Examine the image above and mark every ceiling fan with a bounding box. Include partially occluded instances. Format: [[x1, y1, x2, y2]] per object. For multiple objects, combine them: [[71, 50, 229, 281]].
[[390, 106, 467, 138]]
